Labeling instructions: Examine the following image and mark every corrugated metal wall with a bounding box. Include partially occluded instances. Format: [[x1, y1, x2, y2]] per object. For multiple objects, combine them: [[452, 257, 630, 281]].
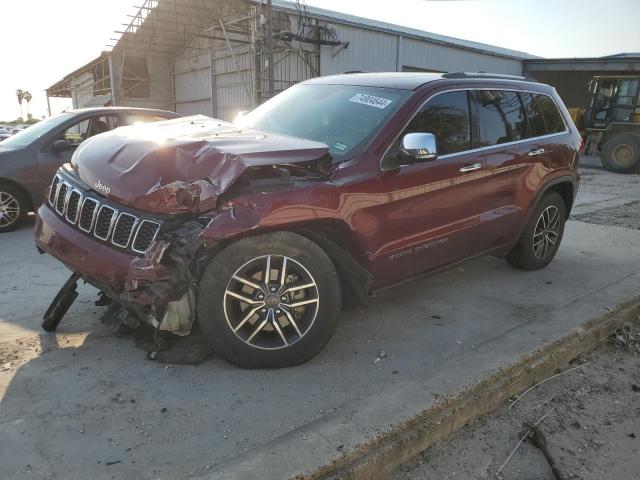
[[174, 53, 213, 116], [71, 72, 95, 109], [320, 25, 522, 76], [320, 25, 398, 75], [401, 37, 522, 75], [212, 47, 254, 121], [174, 31, 254, 121], [169, 7, 525, 120]]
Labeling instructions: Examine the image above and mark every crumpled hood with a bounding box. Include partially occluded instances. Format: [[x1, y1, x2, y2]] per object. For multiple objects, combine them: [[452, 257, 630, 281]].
[[71, 115, 329, 214]]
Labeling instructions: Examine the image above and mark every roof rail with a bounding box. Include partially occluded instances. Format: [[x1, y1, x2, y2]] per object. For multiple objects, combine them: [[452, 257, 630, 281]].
[[443, 71, 538, 83], [341, 70, 365, 74]]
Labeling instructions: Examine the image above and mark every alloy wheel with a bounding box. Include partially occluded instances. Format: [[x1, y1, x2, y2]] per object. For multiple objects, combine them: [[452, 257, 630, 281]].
[[223, 255, 320, 350], [532, 205, 560, 260], [0, 191, 20, 228]]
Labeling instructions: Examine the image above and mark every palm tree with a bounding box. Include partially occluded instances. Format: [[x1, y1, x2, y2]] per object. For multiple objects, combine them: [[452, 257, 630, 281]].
[[23, 91, 32, 117], [16, 89, 24, 119]]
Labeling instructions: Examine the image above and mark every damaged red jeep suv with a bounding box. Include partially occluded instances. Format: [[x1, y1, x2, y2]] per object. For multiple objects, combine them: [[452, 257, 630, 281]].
[[35, 72, 580, 368]]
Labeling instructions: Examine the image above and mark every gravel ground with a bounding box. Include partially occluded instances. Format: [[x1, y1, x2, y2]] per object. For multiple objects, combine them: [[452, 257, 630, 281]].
[[572, 201, 640, 231], [394, 322, 640, 480]]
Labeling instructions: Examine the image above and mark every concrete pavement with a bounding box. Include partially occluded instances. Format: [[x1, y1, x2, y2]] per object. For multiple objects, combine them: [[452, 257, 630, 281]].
[[1, 158, 639, 479]]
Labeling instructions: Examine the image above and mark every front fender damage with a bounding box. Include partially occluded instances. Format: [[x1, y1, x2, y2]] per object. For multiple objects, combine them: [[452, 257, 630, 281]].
[[116, 220, 208, 336], [42, 177, 370, 343]]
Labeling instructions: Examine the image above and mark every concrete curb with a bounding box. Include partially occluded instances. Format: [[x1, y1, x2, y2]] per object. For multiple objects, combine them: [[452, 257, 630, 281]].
[[201, 295, 640, 480]]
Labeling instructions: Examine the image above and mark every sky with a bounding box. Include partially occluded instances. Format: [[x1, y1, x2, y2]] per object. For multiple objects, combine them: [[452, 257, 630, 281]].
[[0, 0, 638, 121]]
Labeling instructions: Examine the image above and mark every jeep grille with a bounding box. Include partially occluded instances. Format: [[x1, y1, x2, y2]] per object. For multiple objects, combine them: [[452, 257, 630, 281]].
[[48, 174, 160, 254]]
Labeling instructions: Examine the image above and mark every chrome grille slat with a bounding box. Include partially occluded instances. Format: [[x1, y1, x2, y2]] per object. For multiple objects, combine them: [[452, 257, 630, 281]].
[[65, 190, 83, 224], [112, 212, 139, 248], [55, 182, 70, 215], [49, 175, 61, 206], [47, 175, 161, 255], [94, 205, 118, 241], [132, 220, 160, 254], [78, 197, 99, 233]]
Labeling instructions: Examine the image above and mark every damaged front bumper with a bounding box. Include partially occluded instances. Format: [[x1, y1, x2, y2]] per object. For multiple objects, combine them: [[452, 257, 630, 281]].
[[35, 203, 206, 335]]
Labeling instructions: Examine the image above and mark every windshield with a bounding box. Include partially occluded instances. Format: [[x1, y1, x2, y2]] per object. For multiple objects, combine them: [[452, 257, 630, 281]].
[[235, 84, 412, 160], [0, 113, 74, 150]]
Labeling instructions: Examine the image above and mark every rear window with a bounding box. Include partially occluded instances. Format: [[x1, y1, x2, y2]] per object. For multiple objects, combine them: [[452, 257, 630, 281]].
[[470, 90, 527, 147], [534, 94, 566, 134]]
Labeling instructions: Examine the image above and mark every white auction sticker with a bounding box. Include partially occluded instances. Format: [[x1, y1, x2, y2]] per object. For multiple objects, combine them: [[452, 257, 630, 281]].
[[349, 93, 393, 109]]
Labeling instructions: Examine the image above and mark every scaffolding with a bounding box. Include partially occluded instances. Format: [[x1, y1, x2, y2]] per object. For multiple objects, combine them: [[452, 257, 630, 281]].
[[46, 0, 347, 117]]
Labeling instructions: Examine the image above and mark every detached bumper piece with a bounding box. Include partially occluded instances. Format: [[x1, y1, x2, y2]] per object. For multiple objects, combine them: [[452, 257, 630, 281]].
[[42, 273, 80, 332]]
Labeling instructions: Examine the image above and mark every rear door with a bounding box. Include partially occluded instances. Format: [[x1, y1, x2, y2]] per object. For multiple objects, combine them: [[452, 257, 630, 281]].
[[470, 89, 549, 252]]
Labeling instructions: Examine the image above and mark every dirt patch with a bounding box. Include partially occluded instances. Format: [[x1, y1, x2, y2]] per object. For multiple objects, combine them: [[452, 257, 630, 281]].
[[0, 337, 38, 373], [572, 200, 640, 230], [394, 325, 640, 480]]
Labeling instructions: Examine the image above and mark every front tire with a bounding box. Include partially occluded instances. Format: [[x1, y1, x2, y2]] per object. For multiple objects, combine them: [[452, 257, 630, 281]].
[[0, 183, 28, 233], [197, 231, 342, 368], [506, 191, 566, 271]]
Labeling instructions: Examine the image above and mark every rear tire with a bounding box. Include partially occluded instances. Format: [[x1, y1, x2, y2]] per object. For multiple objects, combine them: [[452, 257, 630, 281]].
[[197, 231, 342, 368], [601, 134, 640, 174], [506, 191, 566, 271], [0, 183, 28, 233]]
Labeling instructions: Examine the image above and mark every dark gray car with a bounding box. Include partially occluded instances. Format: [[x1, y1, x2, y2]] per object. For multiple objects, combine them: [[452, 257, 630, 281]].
[[0, 107, 178, 232]]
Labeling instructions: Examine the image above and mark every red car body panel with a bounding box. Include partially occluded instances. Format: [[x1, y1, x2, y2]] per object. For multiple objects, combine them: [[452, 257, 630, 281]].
[[35, 74, 581, 308], [71, 117, 330, 215]]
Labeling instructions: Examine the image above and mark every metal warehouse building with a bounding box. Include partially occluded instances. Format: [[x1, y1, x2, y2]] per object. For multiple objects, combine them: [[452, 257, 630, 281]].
[[47, 0, 537, 121]]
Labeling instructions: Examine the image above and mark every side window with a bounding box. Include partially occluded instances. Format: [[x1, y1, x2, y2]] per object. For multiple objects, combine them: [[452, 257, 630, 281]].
[[470, 90, 527, 147], [534, 95, 566, 134], [404, 91, 471, 155], [521, 92, 547, 137], [61, 119, 90, 146], [592, 79, 616, 121], [614, 79, 639, 106], [88, 115, 120, 137], [611, 79, 639, 122]]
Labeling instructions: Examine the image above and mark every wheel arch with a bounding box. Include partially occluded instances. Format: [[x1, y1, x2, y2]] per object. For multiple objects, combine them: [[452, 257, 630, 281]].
[[545, 179, 575, 216], [514, 175, 576, 244], [200, 211, 373, 308]]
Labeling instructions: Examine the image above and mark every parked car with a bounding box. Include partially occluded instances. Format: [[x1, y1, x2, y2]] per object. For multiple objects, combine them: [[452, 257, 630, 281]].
[[0, 107, 179, 232], [0, 133, 11, 142], [35, 73, 580, 368]]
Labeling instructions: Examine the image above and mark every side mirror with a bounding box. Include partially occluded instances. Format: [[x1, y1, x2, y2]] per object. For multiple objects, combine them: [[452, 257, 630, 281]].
[[400, 133, 437, 163], [52, 139, 73, 152]]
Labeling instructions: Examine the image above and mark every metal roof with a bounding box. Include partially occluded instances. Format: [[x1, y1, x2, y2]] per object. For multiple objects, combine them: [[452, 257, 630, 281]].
[[267, 0, 539, 61], [47, 53, 110, 97], [108, 0, 538, 61], [524, 54, 640, 72]]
